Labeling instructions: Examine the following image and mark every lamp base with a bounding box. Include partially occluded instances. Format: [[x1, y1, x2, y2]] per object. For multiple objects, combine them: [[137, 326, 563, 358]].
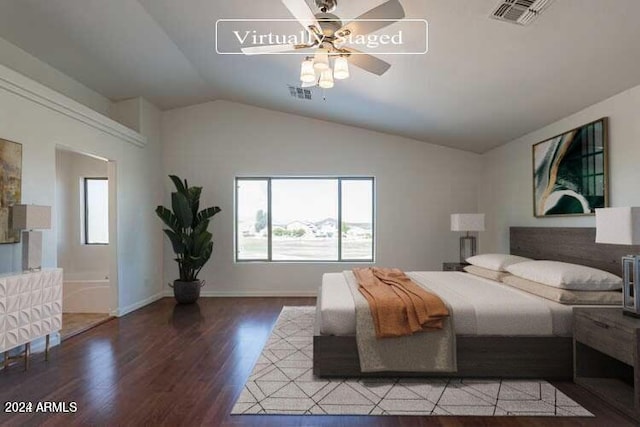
[[21, 230, 43, 272], [459, 235, 477, 264], [621, 255, 640, 316]]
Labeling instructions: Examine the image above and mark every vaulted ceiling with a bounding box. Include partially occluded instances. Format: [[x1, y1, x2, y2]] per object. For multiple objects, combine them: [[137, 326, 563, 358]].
[[0, 0, 639, 153]]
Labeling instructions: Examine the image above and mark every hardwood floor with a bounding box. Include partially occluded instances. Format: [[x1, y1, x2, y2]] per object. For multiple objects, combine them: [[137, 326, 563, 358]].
[[0, 297, 635, 426], [60, 313, 114, 341]]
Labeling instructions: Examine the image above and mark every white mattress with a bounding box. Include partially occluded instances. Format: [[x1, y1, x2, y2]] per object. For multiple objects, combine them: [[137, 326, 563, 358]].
[[319, 271, 576, 337]]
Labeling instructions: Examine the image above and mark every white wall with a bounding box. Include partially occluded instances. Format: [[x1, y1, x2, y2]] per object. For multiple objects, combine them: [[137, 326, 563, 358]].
[[480, 84, 640, 252], [0, 37, 111, 116], [55, 149, 109, 278], [0, 64, 164, 315], [162, 100, 482, 296], [110, 98, 142, 133], [117, 97, 165, 311]]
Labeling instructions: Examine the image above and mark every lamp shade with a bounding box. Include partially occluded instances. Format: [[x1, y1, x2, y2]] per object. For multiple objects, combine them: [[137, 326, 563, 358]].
[[313, 49, 329, 71], [300, 59, 316, 84], [595, 207, 640, 245], [451, 213, 485, 232], [334, 56, 349, 80], [318, 69, 334, 89], [11, 205, 51, 230]]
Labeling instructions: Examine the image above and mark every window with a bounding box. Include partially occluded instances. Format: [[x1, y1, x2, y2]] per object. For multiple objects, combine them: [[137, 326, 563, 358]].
[[84, 178, 109, 244], [235, 177, 374, 262]]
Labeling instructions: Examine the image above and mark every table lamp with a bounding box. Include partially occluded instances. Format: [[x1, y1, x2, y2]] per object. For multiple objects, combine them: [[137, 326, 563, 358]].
[[11, 204, 51, 271], [451, 213, 485, 263], [595, 207, 640, 317]]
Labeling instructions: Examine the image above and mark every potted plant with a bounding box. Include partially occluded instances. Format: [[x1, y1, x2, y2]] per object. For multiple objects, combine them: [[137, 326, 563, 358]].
[[156, 175, 221, 304]]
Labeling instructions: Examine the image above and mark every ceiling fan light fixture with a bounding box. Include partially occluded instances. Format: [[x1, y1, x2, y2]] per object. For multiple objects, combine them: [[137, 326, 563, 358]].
[[333, 56, 350, 80], [300, 59, 316, 83], [242, 0, 397, 89], [318, 69, 334, 89], [313, 48, 330, 71]]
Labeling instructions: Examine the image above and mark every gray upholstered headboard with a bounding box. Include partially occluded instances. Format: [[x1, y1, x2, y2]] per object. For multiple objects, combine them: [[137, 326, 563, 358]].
[[510, 227, 640, 275]]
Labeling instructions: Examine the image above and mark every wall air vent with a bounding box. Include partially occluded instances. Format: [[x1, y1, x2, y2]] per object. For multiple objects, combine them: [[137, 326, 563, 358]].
[[490, 0, 554, 26], [288, 85, 313, 100]]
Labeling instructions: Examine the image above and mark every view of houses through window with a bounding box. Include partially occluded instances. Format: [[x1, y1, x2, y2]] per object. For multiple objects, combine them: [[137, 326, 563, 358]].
[[236, 177, 374, 261]]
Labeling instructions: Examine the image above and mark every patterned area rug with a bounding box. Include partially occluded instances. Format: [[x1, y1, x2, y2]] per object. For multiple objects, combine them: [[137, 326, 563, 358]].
[[231, 306, 593, 417]]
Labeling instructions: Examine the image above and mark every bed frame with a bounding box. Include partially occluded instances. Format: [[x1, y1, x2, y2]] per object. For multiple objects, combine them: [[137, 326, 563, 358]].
[[313, 227, 638, 379]]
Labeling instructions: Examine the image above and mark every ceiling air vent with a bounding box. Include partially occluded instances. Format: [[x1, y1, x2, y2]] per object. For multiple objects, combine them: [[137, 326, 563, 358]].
[[490, 0, 554, 25], [288, 85, 313, 100]]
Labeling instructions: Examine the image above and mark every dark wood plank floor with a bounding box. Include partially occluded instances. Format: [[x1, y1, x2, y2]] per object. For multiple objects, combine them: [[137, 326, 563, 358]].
[[0, 297, 635, 426]]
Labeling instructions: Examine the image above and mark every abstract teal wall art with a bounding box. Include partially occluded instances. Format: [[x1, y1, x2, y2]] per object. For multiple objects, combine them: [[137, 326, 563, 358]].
[[533, 118, 608, 217]]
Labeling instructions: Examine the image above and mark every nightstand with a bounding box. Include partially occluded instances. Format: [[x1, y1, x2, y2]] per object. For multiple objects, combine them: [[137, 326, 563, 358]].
[[442, 262, 468, 272], [573, 307, 640, 420]]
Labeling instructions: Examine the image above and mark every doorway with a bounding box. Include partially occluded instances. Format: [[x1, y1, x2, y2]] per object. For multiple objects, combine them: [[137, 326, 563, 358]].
[[55, 147, 117, 339]]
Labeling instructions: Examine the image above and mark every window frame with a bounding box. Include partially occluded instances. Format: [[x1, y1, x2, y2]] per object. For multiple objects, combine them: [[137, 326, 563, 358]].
[[234, 176, 375, 263], [83, 177, 109, 245]]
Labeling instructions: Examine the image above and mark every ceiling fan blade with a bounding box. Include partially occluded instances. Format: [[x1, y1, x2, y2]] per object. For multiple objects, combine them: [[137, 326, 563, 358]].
[[337, 0, 405, 36], [281, 0, 321, 33], [344, 48, 391, 75], [241, 44, 297, 55]]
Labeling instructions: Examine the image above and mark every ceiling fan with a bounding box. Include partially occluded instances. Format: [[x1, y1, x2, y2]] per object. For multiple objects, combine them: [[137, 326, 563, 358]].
[[241, 0, 405, 89]]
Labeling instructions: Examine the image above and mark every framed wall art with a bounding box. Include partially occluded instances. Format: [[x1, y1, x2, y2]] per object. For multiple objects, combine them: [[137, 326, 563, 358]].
[[533, 118, 608, 217], [0, 138, 23, 243]]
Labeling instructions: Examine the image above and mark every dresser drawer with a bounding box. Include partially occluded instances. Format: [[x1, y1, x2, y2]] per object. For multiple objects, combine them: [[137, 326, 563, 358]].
[[574, 313, 635, 366]]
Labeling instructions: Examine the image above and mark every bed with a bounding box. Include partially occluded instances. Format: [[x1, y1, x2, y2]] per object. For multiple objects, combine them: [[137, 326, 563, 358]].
[[313, 227, 637, 379]]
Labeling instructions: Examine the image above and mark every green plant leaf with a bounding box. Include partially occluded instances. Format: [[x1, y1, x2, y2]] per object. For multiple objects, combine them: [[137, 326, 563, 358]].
[[169, 175, 186, 194], [155, 206, 180, 232], [197, 206, 221, 223], [172, 191, 193, 228], [193, 231, 212, 255], [192, 220, 209, 237], [164, 229, 185, 253], [188, 186, 202, 219], [182, 233, 194, 254], [157, 175, 219, 282], [197, 242, 214, 268]]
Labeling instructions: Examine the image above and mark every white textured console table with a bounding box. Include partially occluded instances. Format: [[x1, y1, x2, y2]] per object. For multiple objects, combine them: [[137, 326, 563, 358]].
[[0, 268, 63, 370]]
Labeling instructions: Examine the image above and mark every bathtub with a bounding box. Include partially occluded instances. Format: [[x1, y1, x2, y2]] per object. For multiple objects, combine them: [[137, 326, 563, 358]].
[[62, 272, 112, 314]]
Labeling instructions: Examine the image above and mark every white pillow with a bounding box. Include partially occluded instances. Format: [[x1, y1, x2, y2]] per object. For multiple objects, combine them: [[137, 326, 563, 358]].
[[506, 260, 622, 291], [466, 253, 532, 272]]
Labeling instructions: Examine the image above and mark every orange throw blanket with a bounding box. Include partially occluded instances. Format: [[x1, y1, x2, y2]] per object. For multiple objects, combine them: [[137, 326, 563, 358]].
[[353, 268, 450, 338]]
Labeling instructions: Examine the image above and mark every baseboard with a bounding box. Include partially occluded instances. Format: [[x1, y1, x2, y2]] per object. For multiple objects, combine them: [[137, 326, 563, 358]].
[[162, 289, 317, 298], [113, 289, 314, 315], [114, 291, 166, 317]]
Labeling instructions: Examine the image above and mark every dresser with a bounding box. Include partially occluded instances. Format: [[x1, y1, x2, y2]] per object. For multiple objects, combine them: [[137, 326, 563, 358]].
[[0, 269, 63, 369]]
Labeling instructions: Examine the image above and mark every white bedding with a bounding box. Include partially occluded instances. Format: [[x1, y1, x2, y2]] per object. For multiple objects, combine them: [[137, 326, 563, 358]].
[[319, 271, 575, 337]]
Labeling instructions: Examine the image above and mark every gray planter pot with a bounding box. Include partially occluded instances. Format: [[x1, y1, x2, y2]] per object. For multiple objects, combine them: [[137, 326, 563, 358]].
[[170, 279, 204, 304]]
